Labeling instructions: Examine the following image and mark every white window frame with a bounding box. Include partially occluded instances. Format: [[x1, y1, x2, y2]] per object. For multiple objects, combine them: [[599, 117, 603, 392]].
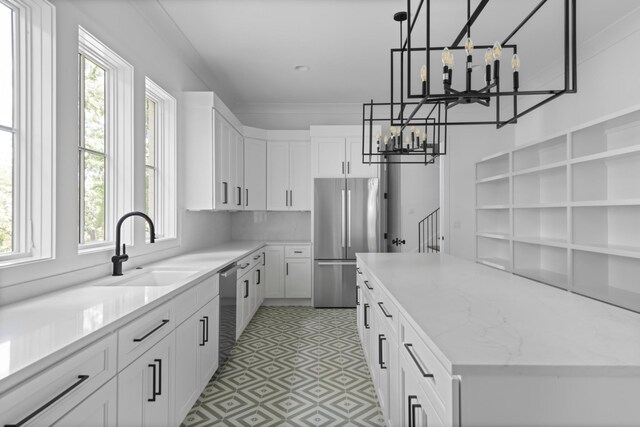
[[78, 26, 134, 253], [144, 77, 177, 241], [0, 0, 55, 267]]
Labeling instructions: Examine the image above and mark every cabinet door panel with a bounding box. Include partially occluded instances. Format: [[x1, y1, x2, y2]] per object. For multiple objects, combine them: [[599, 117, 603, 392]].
[[265, 245, 285, 298], [174, 314, 200, 423], [267, 142, 290, 210], [244, 138, 267, 210], [285, 258, 311, 298], [314, 138, 345, 177], [199, 297, 220, 390], [217, 114, 232, 210], [289, 142, 311, 210], [117, 332, 174, 427], [347, 137, 378, 178], [233, 130, 244, 209]]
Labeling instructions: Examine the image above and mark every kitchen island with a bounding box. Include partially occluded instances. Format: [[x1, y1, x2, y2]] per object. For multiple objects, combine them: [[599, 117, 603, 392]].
[[357, 252, 640, 427]]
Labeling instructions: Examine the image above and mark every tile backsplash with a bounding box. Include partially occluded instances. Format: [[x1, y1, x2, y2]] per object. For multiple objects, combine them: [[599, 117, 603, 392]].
[[231, 211, 311, 241]]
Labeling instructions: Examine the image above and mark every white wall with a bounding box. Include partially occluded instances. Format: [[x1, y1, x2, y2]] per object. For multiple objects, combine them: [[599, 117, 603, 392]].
[[0, 0, 231, 305]]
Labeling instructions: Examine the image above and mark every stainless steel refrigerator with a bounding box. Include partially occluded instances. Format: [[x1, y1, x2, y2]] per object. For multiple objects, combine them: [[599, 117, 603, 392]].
[[314, 178, 384, 307]]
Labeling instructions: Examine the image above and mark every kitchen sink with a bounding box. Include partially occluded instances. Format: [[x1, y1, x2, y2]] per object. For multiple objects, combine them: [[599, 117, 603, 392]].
[[98, 268, 199, 287]]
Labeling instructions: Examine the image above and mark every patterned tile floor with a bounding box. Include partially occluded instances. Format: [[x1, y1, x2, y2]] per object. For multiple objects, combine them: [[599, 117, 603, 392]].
[[181, 306, 386, 426]]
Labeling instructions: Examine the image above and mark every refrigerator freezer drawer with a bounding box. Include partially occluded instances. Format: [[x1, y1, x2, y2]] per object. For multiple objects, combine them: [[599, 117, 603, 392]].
[[313, 261, 357, 308]]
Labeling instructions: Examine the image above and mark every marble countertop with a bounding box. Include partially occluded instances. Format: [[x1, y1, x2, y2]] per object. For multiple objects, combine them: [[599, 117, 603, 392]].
[[0, 240, 274, 393], [357, 253, 640, 376]]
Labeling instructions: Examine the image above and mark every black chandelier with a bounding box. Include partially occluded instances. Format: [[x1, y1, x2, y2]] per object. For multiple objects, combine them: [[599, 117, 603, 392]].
[[363, 0, 577, 165]]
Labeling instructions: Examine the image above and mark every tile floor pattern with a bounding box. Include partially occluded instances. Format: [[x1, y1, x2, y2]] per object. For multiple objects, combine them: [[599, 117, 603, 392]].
[[181, 306, 386, 427]]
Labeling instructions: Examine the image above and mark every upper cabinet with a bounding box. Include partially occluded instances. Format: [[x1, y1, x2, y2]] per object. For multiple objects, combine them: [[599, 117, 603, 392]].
[[311, 126, 380, 178], [267, 141, 311, 211], [183, 92, 245, 211], [244, 138, 267, 210]]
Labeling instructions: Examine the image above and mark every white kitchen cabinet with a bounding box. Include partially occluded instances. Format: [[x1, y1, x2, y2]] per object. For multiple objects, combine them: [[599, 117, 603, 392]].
[[255, 261, 265, 307], [399, 352, 446, 427], [52, 377, 117, 427], [311, 133, 378, 178], [285, 258, 311, 298], [265, 245, 285, 298], [117, 331, 175, 427], [266, 141, 311, 211], [183, 92, 244, 211], [244, 137, 267, 210], [174, 297, 219, 424]]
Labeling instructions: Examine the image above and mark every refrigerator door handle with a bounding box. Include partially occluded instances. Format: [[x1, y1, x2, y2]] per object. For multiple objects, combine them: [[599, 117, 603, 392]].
[[347, 189, 351, 247], [317, 261, 357, 266], [341, 189, 346, 248]]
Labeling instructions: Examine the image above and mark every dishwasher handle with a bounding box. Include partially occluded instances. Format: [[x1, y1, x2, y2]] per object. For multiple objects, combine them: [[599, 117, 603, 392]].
[[220, 264, 240, 278]]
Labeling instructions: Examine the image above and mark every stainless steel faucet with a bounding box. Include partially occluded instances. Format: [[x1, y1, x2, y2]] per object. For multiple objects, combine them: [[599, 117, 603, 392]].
[[111, 211, 156, 276]]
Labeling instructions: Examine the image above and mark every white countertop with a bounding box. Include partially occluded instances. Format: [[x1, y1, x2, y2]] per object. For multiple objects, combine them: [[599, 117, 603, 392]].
[[357, 253, 640, 375], [0, 240, 290, 393]]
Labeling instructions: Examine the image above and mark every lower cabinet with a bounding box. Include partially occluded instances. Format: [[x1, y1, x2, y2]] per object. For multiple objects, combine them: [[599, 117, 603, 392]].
[[174, 297, 219, 424], [237, 274, 252, 339], [399, 349, 445, 427], [117, 330, 175, 427], [52, 377, 118, 427], [265, 244, 312, 299], [284, 258, 311, 298]]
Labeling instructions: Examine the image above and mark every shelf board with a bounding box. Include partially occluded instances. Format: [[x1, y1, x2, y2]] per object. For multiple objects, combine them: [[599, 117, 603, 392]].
[[475, 173, 510, 184], [512, 203, 567, 209], [571, 143, 640, 166], [570, 199, 640, 207], [476, 205, 511, 210], [477, 151, 510, 163], [571, 243, 640, 259], [513, 237, 568, 248], [572, 286, 640, 314], [513, 268, 568, 290], [512, 161, 567, 177], [476, 232, 511, 240], [476, 257, 510, 271]]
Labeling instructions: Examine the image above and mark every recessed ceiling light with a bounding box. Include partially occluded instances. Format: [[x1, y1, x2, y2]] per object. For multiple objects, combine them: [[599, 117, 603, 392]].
[[294, 65, 310, 72]]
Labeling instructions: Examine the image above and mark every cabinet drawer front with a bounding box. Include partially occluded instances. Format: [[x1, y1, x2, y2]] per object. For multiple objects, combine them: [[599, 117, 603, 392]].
[[197, 274, 219, 306], [174, 285, 199, 326], [376, 287, 399, 337], [238, 250, 262, 278], [285, 245, 310, 258], [0, 334, 117, 426], [118, 302, 174, 370], [401, 315, 452, 420]]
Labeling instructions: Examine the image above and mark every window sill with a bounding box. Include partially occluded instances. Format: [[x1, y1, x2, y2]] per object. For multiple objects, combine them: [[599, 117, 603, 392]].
[[0, 254, 54, 269], [78, 242, 115, 255]]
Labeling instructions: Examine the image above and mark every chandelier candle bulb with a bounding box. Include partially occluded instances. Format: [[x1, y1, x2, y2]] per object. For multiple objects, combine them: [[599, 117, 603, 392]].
[[512, 54, 520, 91], [420, 65, 427, 96]]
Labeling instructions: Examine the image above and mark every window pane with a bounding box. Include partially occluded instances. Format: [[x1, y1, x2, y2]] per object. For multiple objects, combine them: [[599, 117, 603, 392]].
[[82, 151, 105, 243], [145, 166, 155, 237], [0, 4, 13, 127], [145, 98, 156, 167], [82, 56, 106, 153], [0, 130, 12, 254]]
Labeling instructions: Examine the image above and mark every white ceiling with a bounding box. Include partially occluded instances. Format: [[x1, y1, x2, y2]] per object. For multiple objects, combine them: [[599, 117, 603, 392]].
[[151, 0, 640, 127]]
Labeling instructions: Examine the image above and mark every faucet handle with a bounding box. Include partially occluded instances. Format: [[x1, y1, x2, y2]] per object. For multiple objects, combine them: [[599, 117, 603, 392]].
[[122, 243, 126, 255]]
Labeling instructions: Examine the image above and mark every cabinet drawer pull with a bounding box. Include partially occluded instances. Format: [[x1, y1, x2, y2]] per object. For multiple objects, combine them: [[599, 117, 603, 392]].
[[244, 279, 249, 298], [364, 280, 373, 290], [294, 250, 303, 253], [408, 395, 421, 427], [222, 182, 228, 204], [256, 269, 261, 285], [204, 316, 209, 343], [364, 303, 370, 329], [239, 263, 250, 269], [199, 318, 206, 346], [253, 255, 261, 260], [356, 268, 362, 274], [133, 319, 170, 342], [285, 190, 289, 207], [377, 302, 393, 318], [148, 362, 157, 401], [237, 186, 242, 206], [356, 285, 360, 306], [342, 161, 345, 174], [404, 343, 434, 378], [378, 334, 387, 369], [146, 358, 163, 401], [246, 189, 249, 206], [262, 252, 265, 266], [286, 262, 289, 275], [4, 375, 90, 427]]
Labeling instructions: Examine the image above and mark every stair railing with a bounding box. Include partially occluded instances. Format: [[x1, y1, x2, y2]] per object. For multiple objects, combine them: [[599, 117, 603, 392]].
[[418, 208, 440, 253]]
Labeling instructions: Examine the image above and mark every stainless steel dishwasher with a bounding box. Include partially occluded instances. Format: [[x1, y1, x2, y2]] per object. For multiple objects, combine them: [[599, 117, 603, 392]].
[[218, 263, 239, 369]]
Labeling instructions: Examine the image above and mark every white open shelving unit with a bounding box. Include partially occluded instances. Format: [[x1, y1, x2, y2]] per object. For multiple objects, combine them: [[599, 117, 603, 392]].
[[475, 107, 640, 313]]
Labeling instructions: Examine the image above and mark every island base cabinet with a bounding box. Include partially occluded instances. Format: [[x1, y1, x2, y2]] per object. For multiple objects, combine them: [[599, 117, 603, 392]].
[[52, 377, 117, 426], [174, 297, 219, 424], [117, 331, 175, 427], [459, 374, 640, 426]]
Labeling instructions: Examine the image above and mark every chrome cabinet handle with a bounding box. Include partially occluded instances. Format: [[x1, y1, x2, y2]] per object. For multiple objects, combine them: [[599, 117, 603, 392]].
[[4, 375, 90, 426], [404, 343, 434, 378], [133, 319, 170, 342], [378, 302, 392, 318]]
